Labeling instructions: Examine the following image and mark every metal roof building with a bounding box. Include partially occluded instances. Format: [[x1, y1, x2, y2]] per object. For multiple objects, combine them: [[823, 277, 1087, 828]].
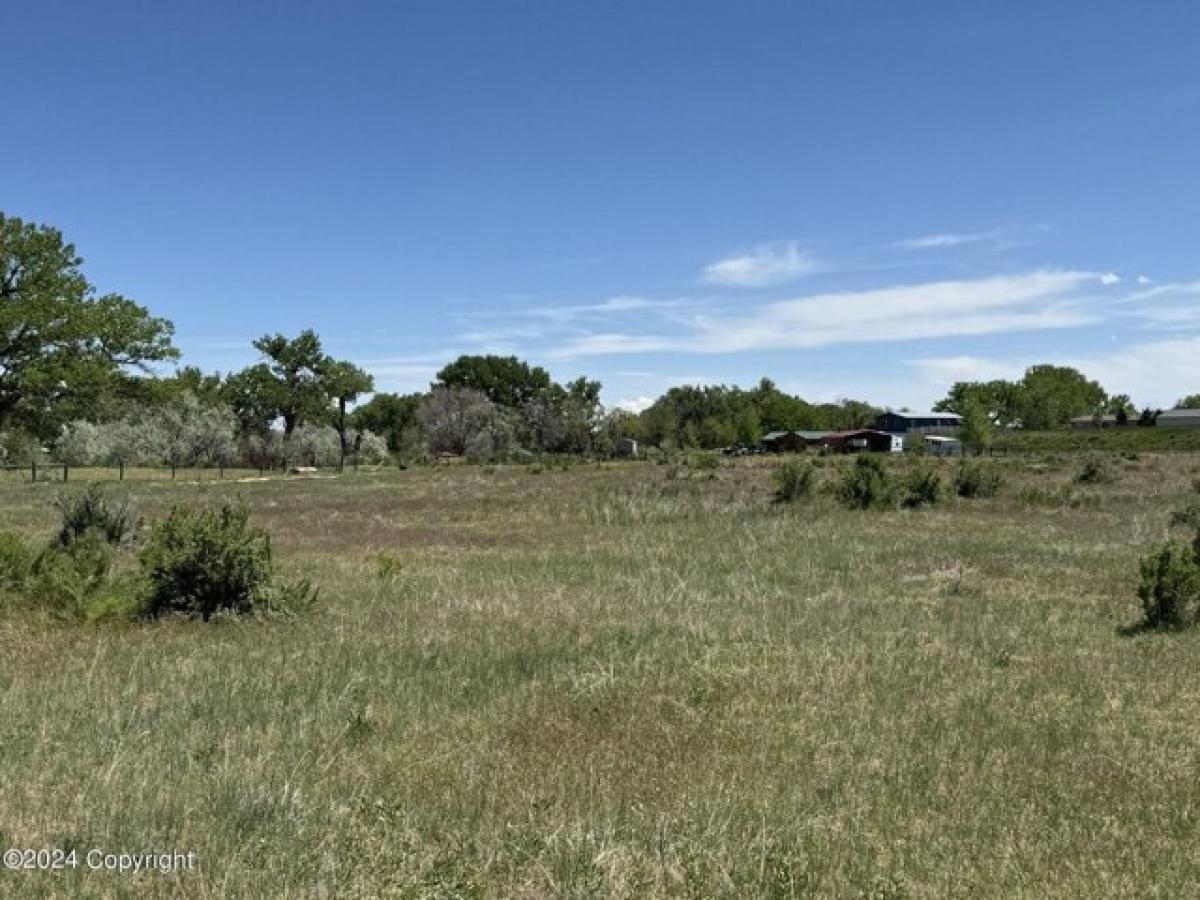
[[872, 410, 962, 434], [1158, 408, 1200, 428]]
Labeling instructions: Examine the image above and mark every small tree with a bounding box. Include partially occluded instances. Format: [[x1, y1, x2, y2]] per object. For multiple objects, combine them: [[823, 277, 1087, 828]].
[[958, 398, 993, 456], [322, 359, 374, 471]]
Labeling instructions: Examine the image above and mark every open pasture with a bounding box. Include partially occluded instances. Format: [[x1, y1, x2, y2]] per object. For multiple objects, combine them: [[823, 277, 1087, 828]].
[[2, 453, 1199, 897]]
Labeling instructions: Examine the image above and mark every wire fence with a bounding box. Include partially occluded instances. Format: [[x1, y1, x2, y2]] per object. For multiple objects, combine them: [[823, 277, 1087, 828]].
[[0, 458, 394, 484]]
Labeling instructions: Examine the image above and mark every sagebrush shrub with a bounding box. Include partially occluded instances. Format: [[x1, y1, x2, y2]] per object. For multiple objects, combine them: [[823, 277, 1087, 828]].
[[1075, 453, 1116, 485], [1170, 480, 1200, 557], [838, 455, 894, 510], [901, 466, 944, 509], [54, 484, 139, 547], [28, 530, 118, 619], [1138, 540, 1200, 628], [138, 502, 312, 620], [774, 460, 814, 502], [955, 462, 1004, 499], [139, 503, 271, 619], [0, 531, 32, 589]]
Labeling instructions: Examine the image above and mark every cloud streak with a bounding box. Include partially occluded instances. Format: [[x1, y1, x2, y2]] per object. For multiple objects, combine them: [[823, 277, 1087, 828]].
[[893, 231, 1000, 250], [552, 269, 1108, 358], [703, 241, 819, 288]]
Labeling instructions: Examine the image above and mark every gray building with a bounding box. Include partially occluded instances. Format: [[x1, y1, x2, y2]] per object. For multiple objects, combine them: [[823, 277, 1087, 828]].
[[872, 410, 962, 435], [1158, 408, 1200, 428]]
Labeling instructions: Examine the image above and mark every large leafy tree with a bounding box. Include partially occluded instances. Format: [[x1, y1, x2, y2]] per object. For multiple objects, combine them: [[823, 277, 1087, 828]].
[[935, 379, 1025, 429], [1175, 394, 1200, 410], [226, 330, 329, 435], [1016, 365, 1107, 430], [351, 392, 423, 454], [436, 354, 552, 408], [0, 212, 178, 437]]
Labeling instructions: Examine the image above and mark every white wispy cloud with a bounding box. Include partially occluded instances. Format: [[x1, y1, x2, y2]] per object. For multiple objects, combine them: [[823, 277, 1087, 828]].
[[552, 269, 1106, 358], [1100, 272, 1121, 285], [613, 395, 655, 414], [909, 336, 1200, 408], [893, 231, 999, 250], [703, 241, 819, 288]]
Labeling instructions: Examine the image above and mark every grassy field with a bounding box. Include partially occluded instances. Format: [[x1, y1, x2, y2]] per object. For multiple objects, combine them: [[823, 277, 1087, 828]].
[[2, 453, 1199, 897]]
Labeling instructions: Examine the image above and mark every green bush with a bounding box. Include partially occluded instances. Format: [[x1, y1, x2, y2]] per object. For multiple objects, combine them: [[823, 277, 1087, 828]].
[[0, 531, 33, 589], [1137, 540, 1200, 628], [1075, 453, 1116, 485], [27, 530, 118, 619], [900, 466, 944, 509], [54, 484, 139, 548], [139, 503, 268, 619], [138, 502, 313, 620], [774, 460, 814, 503], [838, 455, 895, 510], [955, 462, 1004, 499], [1170, 480, 1200, 556]]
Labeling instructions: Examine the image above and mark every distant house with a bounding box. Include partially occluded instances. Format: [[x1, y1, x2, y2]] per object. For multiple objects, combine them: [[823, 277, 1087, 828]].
[[821, 429, 904, 454], [1070, 413, 1129, 429], [924, 435, 963, 457], [760, 431, 807, 453], [872, 410, 962, 435], [1158, 408, 1200, 429], [614, 437, 639, 457], [760, 430, 832, 453]]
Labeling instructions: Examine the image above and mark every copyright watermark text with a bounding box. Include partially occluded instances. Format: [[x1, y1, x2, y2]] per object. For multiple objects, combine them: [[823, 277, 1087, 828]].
[[4, 847, 197, 874]]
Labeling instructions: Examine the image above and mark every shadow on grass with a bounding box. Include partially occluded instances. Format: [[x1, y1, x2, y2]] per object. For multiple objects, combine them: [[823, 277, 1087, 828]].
[[1115, 619, 1192, 638]]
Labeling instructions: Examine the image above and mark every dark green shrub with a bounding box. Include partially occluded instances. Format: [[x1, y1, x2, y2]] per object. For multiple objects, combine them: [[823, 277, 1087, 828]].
[[1075, 453, 1116, 485], [0, 531, 33, 589], [138, 502, 313, 620], [838, 455, 895, 510], [901, 466, 944, 509], [774, 460, 814, 502], [54, 484, 139, 547], [955, 462, 1004, 498], [1137, 540, 1200, 628]]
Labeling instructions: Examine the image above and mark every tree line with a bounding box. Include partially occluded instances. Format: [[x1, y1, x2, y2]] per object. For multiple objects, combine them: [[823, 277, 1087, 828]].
[[2, 212, 1196, 466]]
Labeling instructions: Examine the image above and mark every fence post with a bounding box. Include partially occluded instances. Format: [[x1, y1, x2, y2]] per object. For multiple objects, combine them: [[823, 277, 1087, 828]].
[[220, 462, 225, 479], [31, 460, 37, 483], [63, 464, 69, 483], [119, 460, 126, 481], [171, 460, 176, 480], [353, 454, 358, 472]]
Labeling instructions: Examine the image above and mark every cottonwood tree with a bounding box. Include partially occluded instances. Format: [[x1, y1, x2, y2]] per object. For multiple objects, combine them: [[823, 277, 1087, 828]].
[[351, 392, 422, 453], [417, 387, 496, 456], [322, 358, 374, 469], [0, 212, 178, 438], [958, 398, 994, 455], [436, 354, 552, 408]]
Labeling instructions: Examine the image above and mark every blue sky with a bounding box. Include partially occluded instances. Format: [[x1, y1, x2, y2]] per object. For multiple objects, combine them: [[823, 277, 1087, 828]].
[[5, 1, 1199, 410]]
